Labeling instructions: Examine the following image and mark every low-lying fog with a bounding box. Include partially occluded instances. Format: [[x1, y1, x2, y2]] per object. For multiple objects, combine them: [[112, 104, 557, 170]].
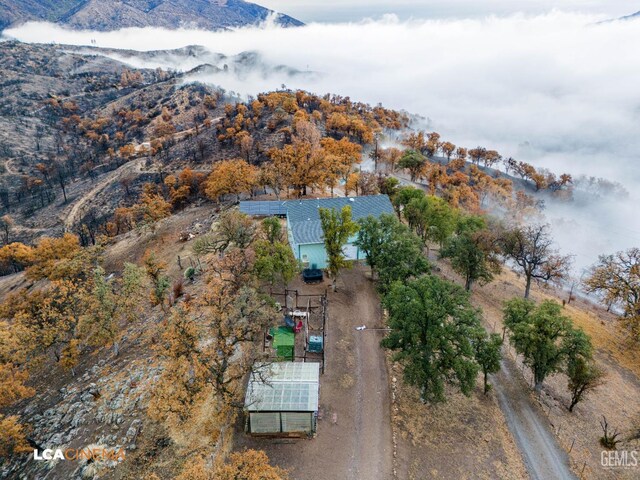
[[4, 12, 640, 272], [259, 0, 635, 23]]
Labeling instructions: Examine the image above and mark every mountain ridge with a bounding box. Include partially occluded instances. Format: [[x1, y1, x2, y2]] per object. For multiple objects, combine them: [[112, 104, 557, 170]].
[[0, 0, 303, 32], [620, 10, 640, 20]]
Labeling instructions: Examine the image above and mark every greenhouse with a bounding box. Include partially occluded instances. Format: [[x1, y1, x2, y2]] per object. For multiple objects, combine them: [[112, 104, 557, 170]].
[[244, 362, 320, 437]]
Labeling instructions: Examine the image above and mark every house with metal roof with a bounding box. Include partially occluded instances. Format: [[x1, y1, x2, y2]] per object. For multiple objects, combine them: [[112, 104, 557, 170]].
[[240, 195, 395, 269], [244, 362, 320, 437]]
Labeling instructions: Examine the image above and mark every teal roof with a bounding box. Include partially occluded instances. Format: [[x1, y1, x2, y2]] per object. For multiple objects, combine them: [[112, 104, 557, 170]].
[[287, 195, 394, 245]]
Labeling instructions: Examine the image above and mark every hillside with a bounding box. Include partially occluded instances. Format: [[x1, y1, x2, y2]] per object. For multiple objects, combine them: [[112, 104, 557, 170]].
[[0, 0, 303, 32], [0, 40, 412, 249], [0, 34, 638, 480], [0, 39, 582, 257]]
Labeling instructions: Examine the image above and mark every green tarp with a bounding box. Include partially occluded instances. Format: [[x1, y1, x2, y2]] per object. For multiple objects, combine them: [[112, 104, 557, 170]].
[[271, 326, 295, 361]]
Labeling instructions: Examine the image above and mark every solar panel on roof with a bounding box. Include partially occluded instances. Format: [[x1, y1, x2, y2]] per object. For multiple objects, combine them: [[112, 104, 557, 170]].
[[239, 201, 287, 216], [286, 195, 394, 244]]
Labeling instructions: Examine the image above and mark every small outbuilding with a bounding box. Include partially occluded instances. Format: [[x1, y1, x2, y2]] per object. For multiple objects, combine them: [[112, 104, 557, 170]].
[[244, 362, 320, 437], [270, 326, 295, 361]]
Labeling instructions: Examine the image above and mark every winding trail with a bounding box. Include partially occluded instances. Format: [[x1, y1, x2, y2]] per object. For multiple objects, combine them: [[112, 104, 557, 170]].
[[432, 250, 578, 480], [62, 115, 223, 231], [3, 159, 17, 175], [64, 158, 144, 230]]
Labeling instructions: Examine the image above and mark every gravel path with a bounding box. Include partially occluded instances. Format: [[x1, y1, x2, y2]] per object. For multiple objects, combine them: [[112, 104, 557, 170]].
[[494, 355, 577, 480]]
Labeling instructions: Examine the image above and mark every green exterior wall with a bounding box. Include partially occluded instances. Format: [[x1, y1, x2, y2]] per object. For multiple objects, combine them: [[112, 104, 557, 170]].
[[296, 242, 365, 269], [298, 243, 329, 269], [287, 216, 366, 269]]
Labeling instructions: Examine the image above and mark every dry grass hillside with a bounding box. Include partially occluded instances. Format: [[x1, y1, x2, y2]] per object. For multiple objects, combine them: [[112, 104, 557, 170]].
[[434, 257, 640, 480]]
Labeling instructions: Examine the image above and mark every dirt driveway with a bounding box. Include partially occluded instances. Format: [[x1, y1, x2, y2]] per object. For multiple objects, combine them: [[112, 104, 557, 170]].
[[494, 356, 576, 480], [235, 266, 393, 480]]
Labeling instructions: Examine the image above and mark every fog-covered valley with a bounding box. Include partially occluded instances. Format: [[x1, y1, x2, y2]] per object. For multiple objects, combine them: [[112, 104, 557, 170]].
[[5, 12, 640, 269]]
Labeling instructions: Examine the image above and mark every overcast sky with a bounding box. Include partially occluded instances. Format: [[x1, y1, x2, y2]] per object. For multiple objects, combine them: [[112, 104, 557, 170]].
[[259, 0, 637, 23]]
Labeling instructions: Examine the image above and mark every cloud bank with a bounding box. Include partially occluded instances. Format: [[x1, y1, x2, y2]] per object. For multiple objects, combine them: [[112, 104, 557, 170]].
[[258, 0, 634, 23], [4, 12, 640, 269]]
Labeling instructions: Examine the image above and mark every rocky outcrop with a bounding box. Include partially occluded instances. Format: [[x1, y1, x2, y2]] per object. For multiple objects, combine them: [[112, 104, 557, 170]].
[[0, 358, 162, 479]]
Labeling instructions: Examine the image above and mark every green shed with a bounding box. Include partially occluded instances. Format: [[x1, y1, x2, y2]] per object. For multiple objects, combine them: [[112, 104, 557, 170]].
[[271, 326, 295, 361]]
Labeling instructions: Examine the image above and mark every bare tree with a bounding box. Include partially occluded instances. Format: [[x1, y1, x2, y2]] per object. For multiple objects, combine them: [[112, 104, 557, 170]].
[[599, 416, 621, 450], [53, 160, 69, 203], [502, 223, 572, 298], [0, 215, 14, 245], [584, 248, 640, 341]]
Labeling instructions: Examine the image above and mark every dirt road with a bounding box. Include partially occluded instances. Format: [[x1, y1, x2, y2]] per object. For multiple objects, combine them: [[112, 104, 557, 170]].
[[433, 260, 579, 480], [63, 158, 144, 230], [235, 267, 393, 480], [493, 355, 577, 480], [349, 269, 393, 480]]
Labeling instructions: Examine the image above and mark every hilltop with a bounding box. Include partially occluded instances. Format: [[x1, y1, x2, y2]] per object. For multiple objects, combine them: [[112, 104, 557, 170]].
[[0, 0, 303, 32]]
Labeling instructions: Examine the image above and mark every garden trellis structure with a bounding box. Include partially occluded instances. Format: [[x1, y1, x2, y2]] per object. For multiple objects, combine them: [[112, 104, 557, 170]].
[[244, 362, 320, 437]]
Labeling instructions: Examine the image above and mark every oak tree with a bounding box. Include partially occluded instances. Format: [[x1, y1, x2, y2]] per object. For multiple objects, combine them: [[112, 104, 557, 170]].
[[397, 150, 427, 182], [502, 224, 572, 298], [504, 299, 587, 392], [205, 159, 258, 203], [355, 214, 430, 291], [254, 240, 298, 287], [382, 275, 483, 403], [214, 450, 289, 480], [564, 328, 604, 411], [441, 216, 502, 291], [0, 415, 30, 457], [474, 332, 503, 394], [0, 363, 35, 408], [584, 248, 640, 341]]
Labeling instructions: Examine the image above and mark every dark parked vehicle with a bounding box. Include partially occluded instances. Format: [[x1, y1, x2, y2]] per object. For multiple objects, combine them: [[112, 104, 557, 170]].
[[303, 268, 323, 283]]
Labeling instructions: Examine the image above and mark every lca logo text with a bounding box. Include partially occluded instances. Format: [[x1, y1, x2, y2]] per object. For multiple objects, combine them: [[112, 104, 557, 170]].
[[33, 448, 126, 461], [601, 450, 638, 468]]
